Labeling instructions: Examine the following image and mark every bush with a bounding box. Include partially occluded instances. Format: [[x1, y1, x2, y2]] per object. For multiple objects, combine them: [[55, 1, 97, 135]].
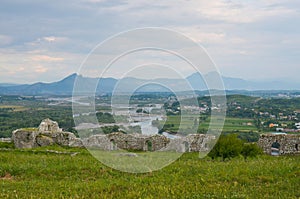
[[208, 134, 244, 161], [208, 134, 263, 161], [241, 143, 262, 160], [0, 142, 14, 149]]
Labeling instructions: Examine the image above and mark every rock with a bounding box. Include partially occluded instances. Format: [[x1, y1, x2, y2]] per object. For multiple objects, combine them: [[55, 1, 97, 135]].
[[36, 135, 54, 146], [70, 152, 80, 157], [38, 118, 62, 132], [69, 137, 84, 148], [118, 153, 138, 157], [12, 129, 39, 149], [12, 119, 83, 149]]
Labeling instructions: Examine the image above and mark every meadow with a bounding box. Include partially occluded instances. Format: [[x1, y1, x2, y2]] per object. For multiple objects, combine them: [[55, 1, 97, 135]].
[[0, 144, 299, 198]]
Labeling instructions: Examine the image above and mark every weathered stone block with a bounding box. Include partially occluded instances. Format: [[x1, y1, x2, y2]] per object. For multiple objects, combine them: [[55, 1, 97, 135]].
[[12, 119, 83, 149]]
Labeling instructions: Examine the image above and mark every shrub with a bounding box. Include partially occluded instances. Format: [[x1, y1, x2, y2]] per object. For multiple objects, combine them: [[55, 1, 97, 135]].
[[241, 143, 262, 160], [208, 134, 263, 161], [0, 141, 14, 149], [208, 134, 244, 161]]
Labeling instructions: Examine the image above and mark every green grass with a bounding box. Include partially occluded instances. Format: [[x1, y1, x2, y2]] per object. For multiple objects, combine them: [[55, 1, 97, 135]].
[[19, 128, 38, 132], [0, 146, 299, 198]]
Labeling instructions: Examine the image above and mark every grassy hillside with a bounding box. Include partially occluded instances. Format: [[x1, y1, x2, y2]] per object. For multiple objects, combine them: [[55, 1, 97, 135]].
[[0, 145, 299, 198]]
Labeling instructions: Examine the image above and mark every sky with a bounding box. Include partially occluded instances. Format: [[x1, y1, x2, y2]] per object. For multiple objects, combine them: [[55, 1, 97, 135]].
[[0, 0, 300, 84]]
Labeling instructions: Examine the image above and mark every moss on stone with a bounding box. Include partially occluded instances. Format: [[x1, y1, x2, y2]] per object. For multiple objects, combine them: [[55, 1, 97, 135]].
[[20, 128, 38, 132]]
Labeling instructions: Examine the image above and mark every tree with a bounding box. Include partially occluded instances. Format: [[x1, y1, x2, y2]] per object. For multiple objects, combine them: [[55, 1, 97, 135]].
[[208, 134, 244, 161], [241, 143, 262, 160], [101, 125, 119, 134]]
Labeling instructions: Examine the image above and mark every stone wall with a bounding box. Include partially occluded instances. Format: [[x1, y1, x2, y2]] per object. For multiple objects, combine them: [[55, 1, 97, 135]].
[[12, 118, 216, 152], [163, 134, 216, 152], [83, 132, 170, 151], [258, 134, 300, 155], [12, 119, 82, 149], [83, 132, 216, 152], [12, 129, 39, 149], [38, 118, 62, 132], [12, 120, 300, 155]]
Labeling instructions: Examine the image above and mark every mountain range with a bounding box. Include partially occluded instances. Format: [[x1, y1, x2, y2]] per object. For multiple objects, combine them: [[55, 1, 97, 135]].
[[0, 72, 299, 96]]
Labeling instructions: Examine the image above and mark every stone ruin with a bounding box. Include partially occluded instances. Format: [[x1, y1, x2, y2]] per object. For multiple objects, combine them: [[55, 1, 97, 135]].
[[85, 133, 169, 151], [12, 118, 82, 149], [38, 118, 62, 133], [84, 132, 215, 152], [12, 119, 300, 155], [12, 119, 216, 152], [258, 134, 300, 155]]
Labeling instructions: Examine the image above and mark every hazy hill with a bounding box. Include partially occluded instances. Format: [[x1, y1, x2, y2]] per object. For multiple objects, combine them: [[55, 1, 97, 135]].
[[0, 72, 299, 95]]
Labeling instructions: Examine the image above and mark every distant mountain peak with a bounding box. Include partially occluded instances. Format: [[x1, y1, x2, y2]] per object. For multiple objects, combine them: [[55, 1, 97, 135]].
[[0, 72, 299, 95], [61, 73, 78, 80]]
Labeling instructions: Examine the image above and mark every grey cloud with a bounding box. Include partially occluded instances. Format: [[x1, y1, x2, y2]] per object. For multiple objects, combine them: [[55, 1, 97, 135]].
[[0, 0, 300, 83]]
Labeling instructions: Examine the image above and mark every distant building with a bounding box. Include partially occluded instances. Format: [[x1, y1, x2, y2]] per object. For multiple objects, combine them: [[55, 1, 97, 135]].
[[269, 123, 279, 128], [295, 122, 300, 129], [276, 128, 284, 132]]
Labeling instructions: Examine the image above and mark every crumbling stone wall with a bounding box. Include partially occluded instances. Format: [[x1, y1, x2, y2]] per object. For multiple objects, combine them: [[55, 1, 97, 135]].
[[187, 134, 215, 152], [83, 132, 170, 151], [13, 120, 300, 155], [38, 118, 62, 132], [12, 118, 82, 149], [83, 134, 111, 150], [12, 119, 217, 152], [12, 130, 39, 149], [163, 134, 216, 152], [83, 132, 216, 152], [258, 134, 300, 155]]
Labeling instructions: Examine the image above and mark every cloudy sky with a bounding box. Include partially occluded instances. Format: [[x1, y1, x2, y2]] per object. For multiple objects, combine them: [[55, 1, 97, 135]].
[[0, 0, 299, 84]]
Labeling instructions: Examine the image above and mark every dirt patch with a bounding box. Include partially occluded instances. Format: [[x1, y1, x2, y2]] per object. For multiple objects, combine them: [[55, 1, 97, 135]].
[[0, 173, 13, 180]]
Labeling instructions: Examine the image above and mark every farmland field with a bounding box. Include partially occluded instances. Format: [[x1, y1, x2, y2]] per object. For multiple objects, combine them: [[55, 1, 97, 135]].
[[162, 115, 257, 133], [0, 105, 29, 112]]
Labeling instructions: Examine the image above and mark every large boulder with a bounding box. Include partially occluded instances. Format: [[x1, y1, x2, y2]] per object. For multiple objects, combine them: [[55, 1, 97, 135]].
[[12, 129, 39, 149], [36, 134, 55, 147], [38, 118, 62, 132], [12, 119, 83, 149]]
